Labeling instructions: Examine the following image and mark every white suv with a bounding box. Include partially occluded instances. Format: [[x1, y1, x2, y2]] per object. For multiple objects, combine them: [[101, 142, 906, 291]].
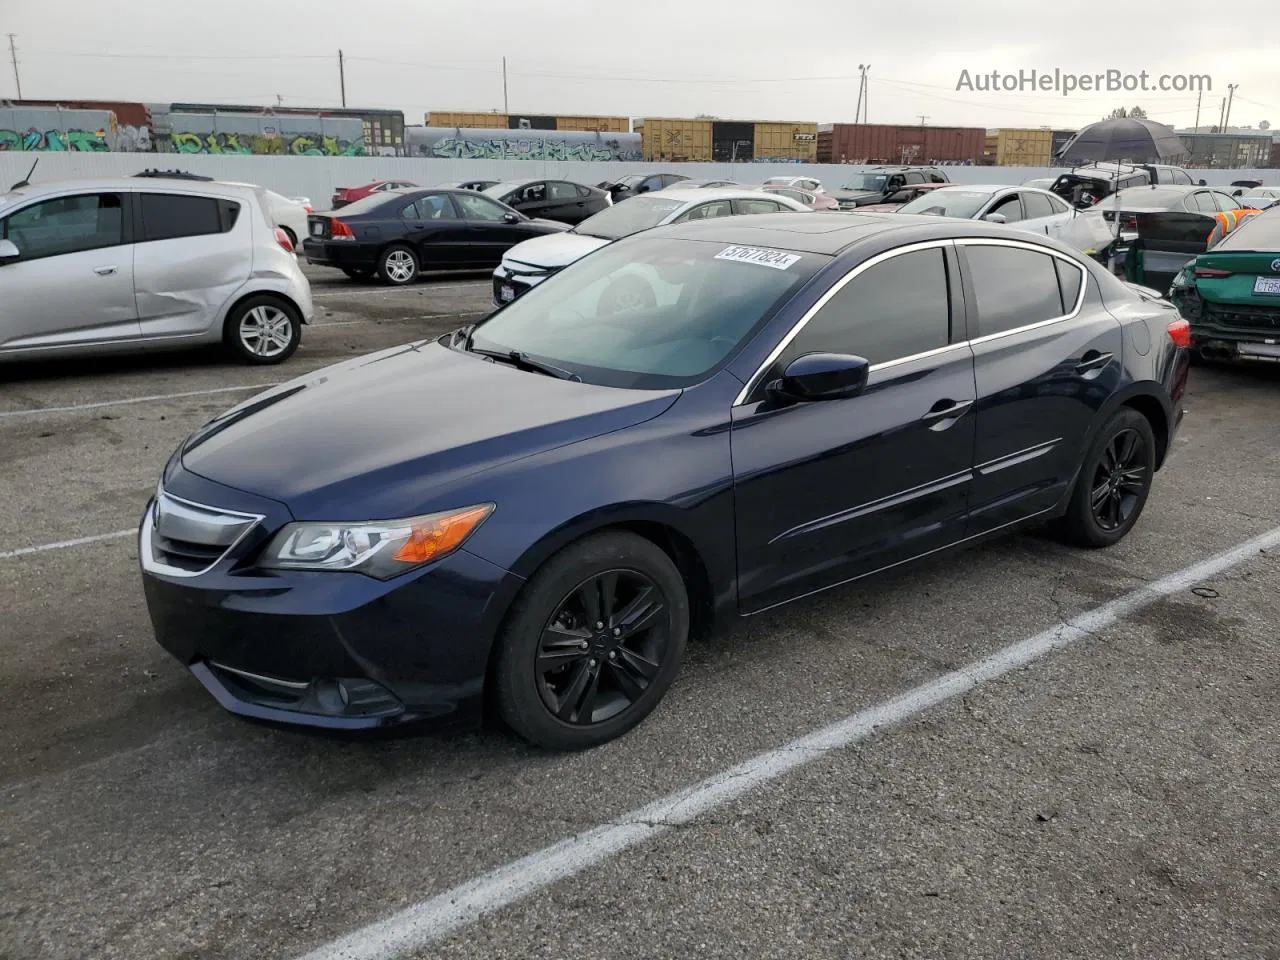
[[0, 175, 313, 365]]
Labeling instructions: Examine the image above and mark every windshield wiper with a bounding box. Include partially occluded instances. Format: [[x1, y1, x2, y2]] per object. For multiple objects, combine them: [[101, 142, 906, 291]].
[[466, 344, 580, 381]]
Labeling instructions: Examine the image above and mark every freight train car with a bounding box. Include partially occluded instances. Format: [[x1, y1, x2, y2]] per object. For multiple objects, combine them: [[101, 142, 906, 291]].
[[817, 123, 984, 164], [406, 125, 641, 161]]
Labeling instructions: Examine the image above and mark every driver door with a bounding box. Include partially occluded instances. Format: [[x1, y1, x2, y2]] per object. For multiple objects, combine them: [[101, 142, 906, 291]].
[[981, 192, 1024, 226], [730, 242, 976, 613]]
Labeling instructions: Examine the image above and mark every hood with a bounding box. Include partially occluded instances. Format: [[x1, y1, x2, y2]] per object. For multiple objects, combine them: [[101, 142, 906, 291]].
[[502, 231, 611, 270], [526, 217, 574, 233], [179, 341, 678, 520], [830, 190, 881, 203]]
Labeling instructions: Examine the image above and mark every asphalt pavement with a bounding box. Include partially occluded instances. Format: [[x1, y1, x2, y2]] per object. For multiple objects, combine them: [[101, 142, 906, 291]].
[[1, 264, 1277, 960]]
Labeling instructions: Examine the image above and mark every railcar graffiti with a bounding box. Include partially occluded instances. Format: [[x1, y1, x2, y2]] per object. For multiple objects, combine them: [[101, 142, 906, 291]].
[[0, 127, 110, 151]]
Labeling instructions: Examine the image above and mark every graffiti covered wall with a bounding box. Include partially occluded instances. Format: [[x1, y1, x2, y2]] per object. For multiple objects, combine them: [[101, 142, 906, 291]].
[[0, 108, 117, 152], [407, 127, 642, 162], [163, 113, 366, 156]]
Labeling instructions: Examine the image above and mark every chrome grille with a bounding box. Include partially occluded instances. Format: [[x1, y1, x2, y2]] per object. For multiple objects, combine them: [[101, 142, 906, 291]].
[[141, 490, 263, 577]]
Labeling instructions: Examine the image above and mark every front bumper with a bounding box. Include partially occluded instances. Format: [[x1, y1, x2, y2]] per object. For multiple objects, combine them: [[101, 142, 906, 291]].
[[491, 262, 552, 306], [138, 470, 522, 732]]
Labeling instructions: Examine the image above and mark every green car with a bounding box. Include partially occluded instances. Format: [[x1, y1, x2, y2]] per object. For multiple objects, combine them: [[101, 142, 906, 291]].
[[1169, 207, 1280, 362]]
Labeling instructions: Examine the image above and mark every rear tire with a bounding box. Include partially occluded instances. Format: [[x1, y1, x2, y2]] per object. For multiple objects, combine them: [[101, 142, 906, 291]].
[[377, 244, 419, 285], [1050, 408, 1155, 548], [494, 532, 689, 751], [223, 295, 302, 365]]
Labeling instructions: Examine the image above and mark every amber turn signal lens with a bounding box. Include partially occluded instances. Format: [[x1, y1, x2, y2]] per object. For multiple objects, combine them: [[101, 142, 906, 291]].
[[392, 504, 494, 564]]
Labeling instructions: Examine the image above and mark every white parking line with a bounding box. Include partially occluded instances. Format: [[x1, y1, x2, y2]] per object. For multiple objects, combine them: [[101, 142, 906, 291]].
[[0, 529, 134, 561], [292, 523, 1280, 960], [0, 384, 279, 420]]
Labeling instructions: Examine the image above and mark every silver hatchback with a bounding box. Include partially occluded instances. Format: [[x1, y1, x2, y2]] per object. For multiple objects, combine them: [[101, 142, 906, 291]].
[[0, 176, 313, 365]]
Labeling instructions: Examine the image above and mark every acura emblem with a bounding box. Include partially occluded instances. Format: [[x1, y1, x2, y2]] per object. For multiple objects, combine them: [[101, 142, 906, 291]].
[[1272, 258, 1280, 272]]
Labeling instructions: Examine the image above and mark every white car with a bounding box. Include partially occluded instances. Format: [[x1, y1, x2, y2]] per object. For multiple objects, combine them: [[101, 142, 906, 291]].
[[0, 175, 313, 364], [894, 184, 1078, 239], [263, 190, 311, 252], [491, 188, 811, 306], [761, 175, 823, 192]]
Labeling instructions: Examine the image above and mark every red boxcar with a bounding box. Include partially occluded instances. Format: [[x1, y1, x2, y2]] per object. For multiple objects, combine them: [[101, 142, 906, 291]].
[[818, 123, 985, 165]]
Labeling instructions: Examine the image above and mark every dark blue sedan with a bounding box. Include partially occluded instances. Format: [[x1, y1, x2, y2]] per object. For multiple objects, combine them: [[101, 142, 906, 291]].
[[139, 212, 1190, 750]]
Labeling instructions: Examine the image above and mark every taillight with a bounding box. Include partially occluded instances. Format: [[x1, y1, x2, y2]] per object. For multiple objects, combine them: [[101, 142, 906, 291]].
[[330, 218, 355, 241], [1167, 318, 1192, 348], [303, 205, 314, 214], [274, 227, 293, 253], [1194, 267, 1232, 277]]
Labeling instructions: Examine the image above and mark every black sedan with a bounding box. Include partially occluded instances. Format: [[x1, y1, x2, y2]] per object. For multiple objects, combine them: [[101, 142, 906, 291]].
[[140, 214, 1189, 751], [302, 188, 570, 284], [600, 172, 689, 201], [483, 179, 611, 225]]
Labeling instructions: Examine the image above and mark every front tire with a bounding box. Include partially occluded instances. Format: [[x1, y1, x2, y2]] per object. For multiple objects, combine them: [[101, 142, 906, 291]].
[[377, 244, 419, 285], [223, 296, 301, 365], [494, 532, 689, 750], [1051, 408, 1155, 548]]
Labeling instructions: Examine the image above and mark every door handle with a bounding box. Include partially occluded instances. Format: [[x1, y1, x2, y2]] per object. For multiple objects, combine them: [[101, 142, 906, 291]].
[[1074, 350, 1113, 375], [94, 265, 118, 276], [920, 398, 973, 428]]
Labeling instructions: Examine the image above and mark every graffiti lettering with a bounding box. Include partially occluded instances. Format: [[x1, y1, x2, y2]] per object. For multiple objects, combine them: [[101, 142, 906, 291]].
[[117, 123, 153, 152], [0, 128, 110, 151], [171, 130, 364, 156], [425, 136, 636, 162]]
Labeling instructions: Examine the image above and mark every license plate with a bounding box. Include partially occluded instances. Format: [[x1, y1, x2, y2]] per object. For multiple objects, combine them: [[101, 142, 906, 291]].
[[311, 223, 324, 236], [499, 285, 515, 302], [1252, 276, 1280, 295]]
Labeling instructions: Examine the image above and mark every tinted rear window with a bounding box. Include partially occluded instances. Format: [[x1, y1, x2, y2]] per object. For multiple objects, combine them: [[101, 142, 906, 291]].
[[139, 193, 237, 241], [332, 193, 397, 216]]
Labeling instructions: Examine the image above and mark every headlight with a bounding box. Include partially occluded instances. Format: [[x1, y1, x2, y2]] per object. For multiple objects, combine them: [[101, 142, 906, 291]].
[[257, 503, 494, 579]]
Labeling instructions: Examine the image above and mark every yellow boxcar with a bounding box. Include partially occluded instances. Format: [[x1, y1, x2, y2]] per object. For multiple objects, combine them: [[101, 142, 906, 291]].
[[637, 118, 713, 162], [427, 111, 509, 128], [992, 128, 1053, 166], [753, 122, 819, 162], [555, 115, 630, 133]]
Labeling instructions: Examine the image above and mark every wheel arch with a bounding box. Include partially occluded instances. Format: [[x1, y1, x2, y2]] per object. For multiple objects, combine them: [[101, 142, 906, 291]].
[[479, 502, 730, 713], [219, 288, 306, 339]]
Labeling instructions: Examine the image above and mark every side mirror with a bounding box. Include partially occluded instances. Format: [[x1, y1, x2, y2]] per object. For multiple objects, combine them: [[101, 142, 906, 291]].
[[1198, 179, 1207, 186], [766, 353, 870, 403], [0, 238, 19, 263], [982, 212, 1008, 224], [502, 212, 519, 223]]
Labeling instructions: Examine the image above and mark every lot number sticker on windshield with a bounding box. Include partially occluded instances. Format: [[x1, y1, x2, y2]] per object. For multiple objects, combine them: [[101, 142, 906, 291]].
[[714, 245, 801, 270]]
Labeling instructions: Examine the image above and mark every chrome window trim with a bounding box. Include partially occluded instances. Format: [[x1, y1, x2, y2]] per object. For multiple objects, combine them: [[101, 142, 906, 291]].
[[732, 238, 954, 406], [139, 488, 265, 579], [956, 237, 1088, 346]]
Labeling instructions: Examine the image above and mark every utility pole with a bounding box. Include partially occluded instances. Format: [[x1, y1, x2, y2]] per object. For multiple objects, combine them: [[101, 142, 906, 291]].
[[7, 34, 20, 98], [502, 56, 508, 113], [860, 64, 870, 124], [917, 115, 928, 126], [1223, 83, 1237, 131], [1217, 96, 1226, 133], [338, 49, 346, 108], [1193, 88, 1202, 133]]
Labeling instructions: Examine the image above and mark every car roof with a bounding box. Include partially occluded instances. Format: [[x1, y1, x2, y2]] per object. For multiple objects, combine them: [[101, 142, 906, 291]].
[[0, 177, 263, 210], [649, 187, 808, 207], [641, 210, 1069, 256], [923, 184, 1011, 193]]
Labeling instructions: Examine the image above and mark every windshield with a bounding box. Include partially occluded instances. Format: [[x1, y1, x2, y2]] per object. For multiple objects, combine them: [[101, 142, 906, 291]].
[[840, 174, 888, 191], [1212, 208, 1280, 251], [613, 175, 644, 188], [897, 190, 993, 218], [465, 236, 827, 389], [482, 182, 528, 200], [571, 195, 686, 239]]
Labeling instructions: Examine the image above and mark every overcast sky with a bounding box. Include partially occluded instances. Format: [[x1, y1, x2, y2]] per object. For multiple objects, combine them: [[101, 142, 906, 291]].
[[4, 0, 1276, 131]]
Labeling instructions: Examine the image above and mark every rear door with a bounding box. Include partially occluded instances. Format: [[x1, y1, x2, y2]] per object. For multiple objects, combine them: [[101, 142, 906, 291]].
[[0, 190, 139, 352], [730, 241, 976, 612], [732, 197, 785, 216], [1020, 190, 1065, 235], [547, 181, 590, 223], [960, 238, 1122, 533], [399, 193, 469, 266], [133, 192, 249, 338]]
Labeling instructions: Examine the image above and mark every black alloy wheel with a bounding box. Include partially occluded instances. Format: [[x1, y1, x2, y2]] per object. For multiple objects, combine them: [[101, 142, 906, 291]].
[[1090, 429, 1148, 532], [1051, 407, 1155, 547], [536, 570, 668, 725], [494, 532, 689, 750]]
